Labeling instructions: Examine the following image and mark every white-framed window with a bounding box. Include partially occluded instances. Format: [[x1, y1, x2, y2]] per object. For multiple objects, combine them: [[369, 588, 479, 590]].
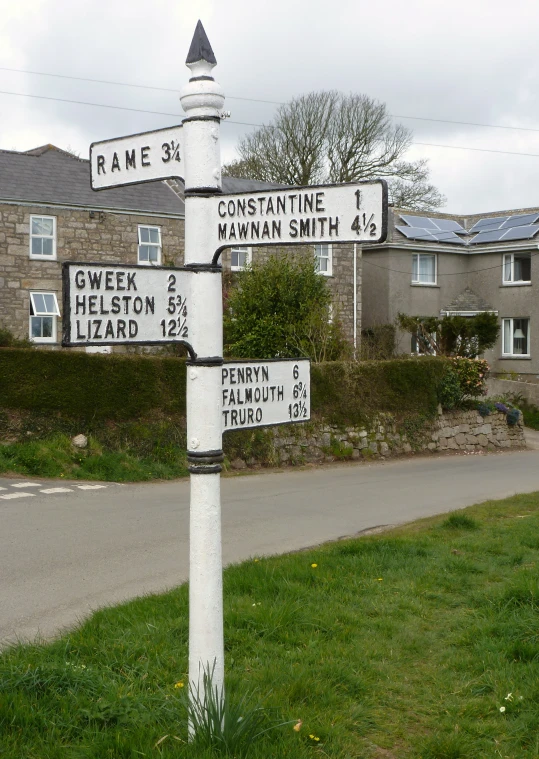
[[314, 244, 332, 276], [412, 253, 436, 285], [502, 318, 530, 357], [503, 252, 531, 284], [29, 291, 60, 343], [30, 215, 56, 259], [231, 247, 251, 271], [138, 225, 161, 265]]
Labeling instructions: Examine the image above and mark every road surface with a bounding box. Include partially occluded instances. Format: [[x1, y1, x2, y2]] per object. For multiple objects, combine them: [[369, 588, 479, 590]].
[[2, 447, 539, 647]]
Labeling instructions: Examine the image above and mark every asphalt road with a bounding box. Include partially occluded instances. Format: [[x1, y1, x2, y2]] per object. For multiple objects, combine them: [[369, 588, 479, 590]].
[[2, 447, 539, 648]]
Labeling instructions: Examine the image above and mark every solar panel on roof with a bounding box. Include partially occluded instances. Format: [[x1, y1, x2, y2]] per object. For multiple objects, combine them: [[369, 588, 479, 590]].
[[468, 217, 508, 234], [500, 213, 539, 229], [469, 229, 508, 244], [430, 232, 467, 245], [499, 224, 539, 241], [430, 219, 466, 234], [399, 215, 438, 229], [395, 225, 438, 241]]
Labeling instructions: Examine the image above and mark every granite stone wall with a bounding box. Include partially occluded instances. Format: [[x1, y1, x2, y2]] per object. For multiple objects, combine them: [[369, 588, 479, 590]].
[[229, 407, 525, 468], [0, 203, 184, 347]]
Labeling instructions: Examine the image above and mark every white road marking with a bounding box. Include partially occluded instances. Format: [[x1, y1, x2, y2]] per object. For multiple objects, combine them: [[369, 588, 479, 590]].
[[0, 487, 8, 491], [39, 488, 74, 494], [76, 484, 107, 490], [11, 482, 42, 488], [0, 492, 36, 500]]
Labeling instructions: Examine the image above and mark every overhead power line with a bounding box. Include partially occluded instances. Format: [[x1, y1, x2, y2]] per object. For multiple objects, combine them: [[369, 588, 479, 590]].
[[1, 87, 539, 160], [2, 65, 539, 134]]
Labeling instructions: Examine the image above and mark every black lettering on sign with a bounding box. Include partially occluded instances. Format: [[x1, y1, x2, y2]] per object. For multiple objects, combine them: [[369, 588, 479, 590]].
[[97, 155, 106, 175], [75, 270, 85, 288], [167, 274, 176, 293], [248, 198, 256, 215], [218, 201, 226, 218], [116, 273, 125, 291], [104, 321, 115, 339], [99, 296, 109, 315], [111, 296, 121, 314], [289, 219, 298, 238], [88, 295, 98, 315], [141, 146, 151, 166], [126, 150, 136, 169], [145, 296, 155, 315], [255, 408, 262, 423], [329, 217, 339, 236], [75, 295, 85, 314], [122, 296, 130, 314], [129, 320, 138, 338], [133, 297, 143, 315], [105, 271, 114, 290], [92, 320, 102, 339], [76, 320, 86, 339], [111, 153, 120, 172], [88, 271, 102, 290], [218, 223, 227, 240], [127, 272, 137, 291], [316, 192, 325, 212], [117, 320, 127, 339]]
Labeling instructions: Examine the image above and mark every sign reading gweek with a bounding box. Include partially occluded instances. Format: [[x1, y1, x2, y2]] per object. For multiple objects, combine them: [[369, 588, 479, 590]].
[[62, 262, 191, 348], [90, 125, 183, 190], [212, 179, 387, 254], [222, 359, 310, 431]]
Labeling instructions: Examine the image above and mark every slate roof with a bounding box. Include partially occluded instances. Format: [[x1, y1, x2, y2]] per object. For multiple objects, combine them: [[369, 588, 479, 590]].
[[0, 145, 185, 216], [221, 176, 288, 193], [441, 287, 495, 313]]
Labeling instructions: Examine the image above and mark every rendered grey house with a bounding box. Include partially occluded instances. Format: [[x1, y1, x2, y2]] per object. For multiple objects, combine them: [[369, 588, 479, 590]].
[[0, 145, 185, 349], [362, 207, 539, 374]]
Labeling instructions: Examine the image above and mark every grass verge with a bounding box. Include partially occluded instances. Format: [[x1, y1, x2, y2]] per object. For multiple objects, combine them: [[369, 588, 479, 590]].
[[0, 434, 188, 482], [2, 493, 539, 757]]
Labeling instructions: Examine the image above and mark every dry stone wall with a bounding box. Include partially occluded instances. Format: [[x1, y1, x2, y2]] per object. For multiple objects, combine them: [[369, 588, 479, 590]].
[[229, 407, 525, 468]]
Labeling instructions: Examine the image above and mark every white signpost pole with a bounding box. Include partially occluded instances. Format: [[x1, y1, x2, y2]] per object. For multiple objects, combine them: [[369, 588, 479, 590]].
[[179, 22, 226, 707]]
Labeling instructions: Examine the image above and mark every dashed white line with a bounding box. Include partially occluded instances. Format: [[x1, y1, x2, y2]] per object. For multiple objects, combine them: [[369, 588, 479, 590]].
[[0, 487, 8, 491], [11, 482, 42, 488], [76, 484, 107, 490], [0, 492, 36, 500], [39, 488, 74, 494]]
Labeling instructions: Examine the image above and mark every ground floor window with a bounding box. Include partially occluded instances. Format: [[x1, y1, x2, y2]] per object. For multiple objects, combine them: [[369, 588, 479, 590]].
[[231, 247, 251, 271], [29, 292, 60, 342], [502, 317, 530, 356]]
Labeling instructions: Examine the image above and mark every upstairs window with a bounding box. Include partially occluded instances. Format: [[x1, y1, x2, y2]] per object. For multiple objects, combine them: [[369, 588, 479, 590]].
[[503, 252, 531, 284], [138, 225, 161, 265], [502, 317, 530, 356], [29, 291, 60, 343], [30, 215, 56, 259], [412, 253, 436, 284], [314, 244, 332, 276], [231, 247, 251, 271]]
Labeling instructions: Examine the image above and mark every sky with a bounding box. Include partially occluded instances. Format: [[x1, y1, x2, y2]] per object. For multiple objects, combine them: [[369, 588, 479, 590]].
[[1, 0, 539, 214]]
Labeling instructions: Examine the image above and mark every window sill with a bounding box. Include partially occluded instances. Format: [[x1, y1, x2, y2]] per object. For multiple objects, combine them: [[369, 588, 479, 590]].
[[316, 272, 333, 278], [501, 282, 532, 287], [411, 283, 439, 288], [499, 356, 531, 360], [29, 256, 58, 262]]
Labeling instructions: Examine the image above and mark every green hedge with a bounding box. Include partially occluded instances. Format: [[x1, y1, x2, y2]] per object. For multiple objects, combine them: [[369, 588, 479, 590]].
[[311, 357, 448, 425], [0, 349, 187, 420], [0, 350, 448, 424]]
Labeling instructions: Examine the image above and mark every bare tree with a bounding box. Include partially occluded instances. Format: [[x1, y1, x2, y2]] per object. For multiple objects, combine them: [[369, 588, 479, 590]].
[[223, 91, 445, 211]]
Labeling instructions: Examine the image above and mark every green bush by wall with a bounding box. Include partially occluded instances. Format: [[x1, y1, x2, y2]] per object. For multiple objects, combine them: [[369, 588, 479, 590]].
[[0, 349, 448, 424]]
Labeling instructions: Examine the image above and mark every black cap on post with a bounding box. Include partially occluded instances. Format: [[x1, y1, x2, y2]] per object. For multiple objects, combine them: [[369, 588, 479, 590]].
[[186, 20, 217, 65]]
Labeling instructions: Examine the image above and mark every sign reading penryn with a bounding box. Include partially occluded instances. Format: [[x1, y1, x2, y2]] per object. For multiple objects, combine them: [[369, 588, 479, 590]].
[[62, 262, 191, 348], [90, 125, 183, 190], [222, 359, 310, 431], [211, 179, 387, 255]]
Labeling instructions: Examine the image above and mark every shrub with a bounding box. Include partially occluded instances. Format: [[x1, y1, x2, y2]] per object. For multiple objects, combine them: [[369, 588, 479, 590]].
[[449, 357, 489, 400], [437, 367, 461, 410]]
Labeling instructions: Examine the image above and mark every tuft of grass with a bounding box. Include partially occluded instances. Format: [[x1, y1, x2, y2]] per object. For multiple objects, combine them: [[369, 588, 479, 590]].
[[2, 493, 539, 757], [441, 512, 480, 530]]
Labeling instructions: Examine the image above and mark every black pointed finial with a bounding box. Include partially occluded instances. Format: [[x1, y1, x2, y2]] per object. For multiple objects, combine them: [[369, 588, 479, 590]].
[[186, 20, 217, 65]]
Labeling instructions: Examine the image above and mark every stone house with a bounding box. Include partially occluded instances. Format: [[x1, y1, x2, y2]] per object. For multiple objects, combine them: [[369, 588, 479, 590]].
[[0, 145, 185, 350], [362, 206, 539, 375]]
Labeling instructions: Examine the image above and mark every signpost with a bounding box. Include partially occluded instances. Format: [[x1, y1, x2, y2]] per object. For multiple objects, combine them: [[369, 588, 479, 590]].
[[90, 125, 183, 190], [211, 181, 387, 257], [71, 19, 387, 731], [62, 262, 191, 350], [222, 359, 310, 431]]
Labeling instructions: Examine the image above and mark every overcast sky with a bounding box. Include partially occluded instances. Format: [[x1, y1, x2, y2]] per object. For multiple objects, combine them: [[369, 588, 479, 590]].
[[1, 0, 538, 214]]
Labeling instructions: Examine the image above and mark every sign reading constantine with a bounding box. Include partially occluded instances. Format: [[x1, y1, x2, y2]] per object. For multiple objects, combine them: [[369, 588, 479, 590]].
[[62, 262, 191, 348], [212, 179, 387, 254], [222, 359, 310, 431]]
